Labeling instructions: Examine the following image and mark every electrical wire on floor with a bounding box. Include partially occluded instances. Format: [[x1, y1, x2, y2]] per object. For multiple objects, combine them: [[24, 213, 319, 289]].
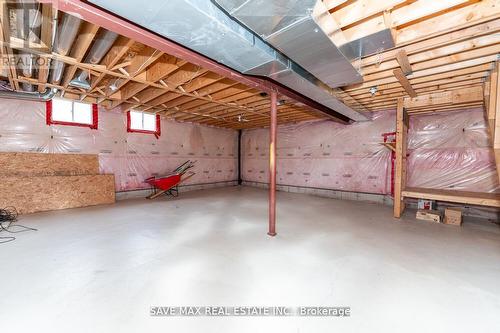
[[0, 207, 37, 244]]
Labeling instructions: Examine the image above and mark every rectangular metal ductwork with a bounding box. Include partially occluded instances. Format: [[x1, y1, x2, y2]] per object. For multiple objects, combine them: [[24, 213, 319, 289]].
[[214, 0, 364, 88], [87, 0, 388, 122]]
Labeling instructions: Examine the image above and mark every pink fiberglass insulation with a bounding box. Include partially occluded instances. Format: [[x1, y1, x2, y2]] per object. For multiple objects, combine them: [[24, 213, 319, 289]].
[[0, 99, 238, 191], [242, 111, 394, 194], [0, 98, 497, 194], [407, 108, 499, 193], [242, 108, 499, 194]]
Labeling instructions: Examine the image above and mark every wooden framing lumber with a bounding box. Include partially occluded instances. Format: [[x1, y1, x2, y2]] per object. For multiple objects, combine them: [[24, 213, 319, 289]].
[[61, 22, 100, 88], [1, 0, 499, 128], [37, 3, 52, 92], [395, 49, 412, 75], [491, 62, 500, 184], [403, 187, 500, 208], [488, 62, 498, 139], [403, 86, 484, 109], [0, 0, 19, 90], [393, 68, 417, 97], [394, 98, 408, 218]]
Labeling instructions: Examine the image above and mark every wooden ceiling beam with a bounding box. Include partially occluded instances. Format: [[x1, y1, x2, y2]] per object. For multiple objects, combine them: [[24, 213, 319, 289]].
[[361, 17, 500, 69], [360, 43, 500, 84], [346, 54, 498, 92], [339, 0, 480, 44], [359, 72, 487, 104], [395, 49, 412, 75], [349, 63, 492, 97], [396, 0, 500, 45], [61, 22, 100, 88], [329, 0, 406, 29], [393, 68, 417, 97], [0, 1, 19, 90], [37, 3, 52, 92], [362, 82, 485, 110], [107, 46, 163, 97], [146, 54, 186, 83], [362, 33, 500, 77], [181, 72, 222, 93], [403, 85, 484, 109], [87, 36, 135, 95]]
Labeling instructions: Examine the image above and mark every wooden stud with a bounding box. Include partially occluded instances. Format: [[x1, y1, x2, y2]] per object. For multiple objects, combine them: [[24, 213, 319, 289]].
[[0, 0, 19, 90], [394, 98, 408, 218], [395, 49, 412, 75], [393, 68, 417, 97], [488, 63, 498, 139], [37, 4, 53, 92], [492, 62, 500, 184]]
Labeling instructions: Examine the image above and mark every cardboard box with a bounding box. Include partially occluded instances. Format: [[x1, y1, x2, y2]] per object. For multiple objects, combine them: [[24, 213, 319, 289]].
[[416, 209, 442, 223], [418, 199, 436, 210], [444, 207, 462, 226]]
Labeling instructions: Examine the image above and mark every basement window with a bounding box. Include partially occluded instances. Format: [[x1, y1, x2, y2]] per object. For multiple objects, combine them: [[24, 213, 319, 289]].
[[127, 110, 161, 138], [46, 98, 98, 129]]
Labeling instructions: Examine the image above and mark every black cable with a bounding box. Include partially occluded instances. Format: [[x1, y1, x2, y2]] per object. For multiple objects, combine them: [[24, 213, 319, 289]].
[[0, 236, 15, 244], [0, 206, 37, 244], [0, 206, 18, 222]]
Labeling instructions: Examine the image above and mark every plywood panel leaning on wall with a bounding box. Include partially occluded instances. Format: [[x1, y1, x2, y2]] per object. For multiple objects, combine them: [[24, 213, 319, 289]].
[[0, 152, 99, 176], [0, 152, 115, 214], [0, 175, 116, 214]]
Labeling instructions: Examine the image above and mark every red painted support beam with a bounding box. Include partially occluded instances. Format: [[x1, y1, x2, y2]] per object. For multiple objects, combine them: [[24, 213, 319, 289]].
[[268, 91, 277, 237], [44, 0, 349, 124]]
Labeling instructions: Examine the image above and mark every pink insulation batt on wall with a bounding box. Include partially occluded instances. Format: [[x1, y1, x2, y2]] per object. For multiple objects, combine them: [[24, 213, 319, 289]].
[[0, 99, 238, 191], [407, 108, 499, 193], [242, 111, 394, 194], [242, 108, 499, 195], [0, 98, 497, 195]]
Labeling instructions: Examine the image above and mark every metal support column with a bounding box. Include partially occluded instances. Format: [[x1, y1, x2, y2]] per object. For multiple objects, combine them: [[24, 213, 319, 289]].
[[268, 91, 277, 236]]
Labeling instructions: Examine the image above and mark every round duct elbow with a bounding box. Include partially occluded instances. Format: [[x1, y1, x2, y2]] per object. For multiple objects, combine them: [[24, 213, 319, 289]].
[[0, 87, 58, 101]]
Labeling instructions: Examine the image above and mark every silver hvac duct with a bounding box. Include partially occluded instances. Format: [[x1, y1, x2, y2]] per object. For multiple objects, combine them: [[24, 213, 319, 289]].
[[50, 14, 82, 84], [69, 30, 119, 90], [15, 3, 42, 92], [214, 0, 362, 88], [215, 1, 395, 67], [89, 0, 376, 121], [0, 87, 57, 101]]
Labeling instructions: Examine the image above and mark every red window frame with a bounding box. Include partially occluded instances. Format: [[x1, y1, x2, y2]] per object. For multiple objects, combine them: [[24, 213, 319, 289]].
[[46, 100, 98, 129], [126, 111, 161, 138]]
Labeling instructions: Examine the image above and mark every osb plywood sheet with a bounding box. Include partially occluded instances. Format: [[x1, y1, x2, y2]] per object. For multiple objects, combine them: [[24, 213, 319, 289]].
[[0, 174, 115, 214], [0, 152, 99, 176]]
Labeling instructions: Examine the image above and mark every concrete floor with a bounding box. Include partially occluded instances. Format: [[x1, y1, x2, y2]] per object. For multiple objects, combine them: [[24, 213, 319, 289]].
[[1, 186, 499, 333]]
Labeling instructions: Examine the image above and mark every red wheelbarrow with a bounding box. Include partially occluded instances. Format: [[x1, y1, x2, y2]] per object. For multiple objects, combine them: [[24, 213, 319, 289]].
[[145, 160, 196, 199]]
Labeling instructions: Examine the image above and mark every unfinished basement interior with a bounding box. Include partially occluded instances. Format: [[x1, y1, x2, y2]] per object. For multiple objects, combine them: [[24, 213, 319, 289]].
[[0, 0, 499, 332]]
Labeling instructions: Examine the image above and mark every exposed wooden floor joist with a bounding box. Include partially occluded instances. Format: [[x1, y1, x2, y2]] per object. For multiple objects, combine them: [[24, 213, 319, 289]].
[[0, 0, 498, 129]]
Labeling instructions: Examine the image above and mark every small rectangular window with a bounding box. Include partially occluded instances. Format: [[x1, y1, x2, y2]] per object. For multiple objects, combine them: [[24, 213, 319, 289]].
[[127, 110, 161, 138], [46, 98, 98, 129]]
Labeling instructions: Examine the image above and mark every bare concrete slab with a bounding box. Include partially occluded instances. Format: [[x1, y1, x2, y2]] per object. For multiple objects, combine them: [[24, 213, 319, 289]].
[[1, 186, 499, 332]]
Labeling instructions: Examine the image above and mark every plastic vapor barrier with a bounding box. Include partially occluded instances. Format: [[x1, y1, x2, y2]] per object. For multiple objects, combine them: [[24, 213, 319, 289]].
[[242, 108, 499, 194], [1, 98, 497, 195], [0, 99, 238, 191], [242, 111, 394, 194], [407, 108, 499, 193]]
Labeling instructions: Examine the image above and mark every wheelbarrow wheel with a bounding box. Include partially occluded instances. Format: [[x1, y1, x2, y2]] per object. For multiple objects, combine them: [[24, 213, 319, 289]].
[[166, 186, 179, 197]]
